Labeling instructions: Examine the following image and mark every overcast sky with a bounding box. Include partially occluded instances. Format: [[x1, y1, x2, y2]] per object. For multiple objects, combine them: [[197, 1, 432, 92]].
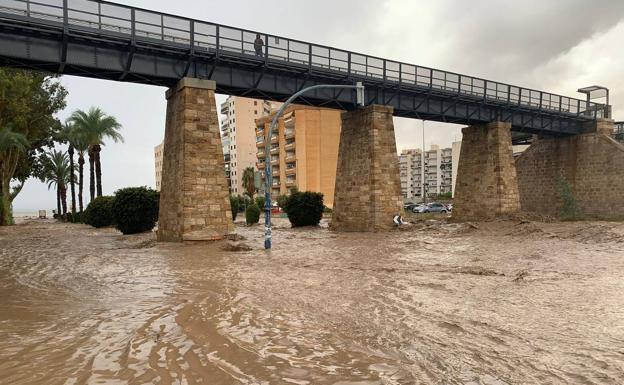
[[12, 0, 624, 211]]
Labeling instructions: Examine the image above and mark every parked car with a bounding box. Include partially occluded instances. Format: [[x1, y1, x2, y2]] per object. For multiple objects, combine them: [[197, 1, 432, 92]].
[[425, 203, 449, 213], [404, 202, 418, 211], [413, 202, 449, 214], [446, 203, 453, 212], [411, 204, 427, 213]]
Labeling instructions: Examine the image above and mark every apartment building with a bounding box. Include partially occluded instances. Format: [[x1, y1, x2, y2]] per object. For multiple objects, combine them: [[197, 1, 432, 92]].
[[255, 105, 341, 207], [220, 96, 282, 195], [154, 142, 164, 191], [400, 144, 454, 201]]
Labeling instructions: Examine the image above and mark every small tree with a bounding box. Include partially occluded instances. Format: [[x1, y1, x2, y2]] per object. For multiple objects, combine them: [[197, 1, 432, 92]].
[[556, 175, 581, 221], [246, 203, 260, 225], [242, 167, 256, 199], [230, 195, 240, 221], [284, 191, 324, 227]]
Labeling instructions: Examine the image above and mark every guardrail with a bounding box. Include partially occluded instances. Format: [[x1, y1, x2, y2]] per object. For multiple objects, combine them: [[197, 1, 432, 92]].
[[0, 0, 608, 119]]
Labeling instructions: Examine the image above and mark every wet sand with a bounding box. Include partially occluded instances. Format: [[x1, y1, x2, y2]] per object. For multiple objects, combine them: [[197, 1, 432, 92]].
[[1, 218, 624, 384]]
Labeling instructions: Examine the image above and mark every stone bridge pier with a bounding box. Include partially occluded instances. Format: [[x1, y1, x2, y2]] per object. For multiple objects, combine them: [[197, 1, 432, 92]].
[[157, 78, 234, 242], [331, 105, 403, 231], [516, 119, 624, 219], [453, 121, 521, 221]]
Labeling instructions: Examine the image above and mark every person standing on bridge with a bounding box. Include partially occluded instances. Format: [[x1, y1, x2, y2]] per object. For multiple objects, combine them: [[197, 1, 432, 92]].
[[254, 34, 264, 58]]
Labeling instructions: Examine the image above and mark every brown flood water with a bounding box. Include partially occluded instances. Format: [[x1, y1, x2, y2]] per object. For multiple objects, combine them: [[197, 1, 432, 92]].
[[1, 218, 624, 384]]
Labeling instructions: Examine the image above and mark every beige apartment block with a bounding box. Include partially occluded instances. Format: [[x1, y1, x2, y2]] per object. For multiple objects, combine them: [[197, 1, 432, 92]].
[[154, 142, 164, 191], [220, 96, 278, 195], [255, 105, 341, 207]]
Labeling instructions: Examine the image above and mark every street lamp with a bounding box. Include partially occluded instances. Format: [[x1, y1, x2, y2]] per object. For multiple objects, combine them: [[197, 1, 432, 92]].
[[263, 82, 365, 250]]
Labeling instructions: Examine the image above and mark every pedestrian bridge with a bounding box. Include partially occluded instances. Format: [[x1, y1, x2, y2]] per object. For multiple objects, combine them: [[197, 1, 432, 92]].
[[0, 0, 610, 137]]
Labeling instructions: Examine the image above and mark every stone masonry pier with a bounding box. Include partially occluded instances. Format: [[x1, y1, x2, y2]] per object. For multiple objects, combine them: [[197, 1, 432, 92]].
[[453, 122, 521, 221], [331, 105, 403, 231], [157, 78, 234, 242], [516, 119, 624, 219]]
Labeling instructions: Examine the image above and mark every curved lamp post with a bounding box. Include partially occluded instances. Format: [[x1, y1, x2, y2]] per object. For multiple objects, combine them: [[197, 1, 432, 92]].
[[263, 82, 365, 249]]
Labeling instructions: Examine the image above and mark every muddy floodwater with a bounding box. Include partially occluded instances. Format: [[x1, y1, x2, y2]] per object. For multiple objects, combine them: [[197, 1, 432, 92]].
[[1, 218, 624, 384]]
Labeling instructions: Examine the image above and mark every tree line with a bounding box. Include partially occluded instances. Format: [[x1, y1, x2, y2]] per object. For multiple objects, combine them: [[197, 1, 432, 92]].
[[0, 69, 123, 225]]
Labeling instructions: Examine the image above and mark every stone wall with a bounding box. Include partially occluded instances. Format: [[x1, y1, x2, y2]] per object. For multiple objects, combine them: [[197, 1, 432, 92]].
[[331, 105, 403, 231], [453, 122, 521, 220], [157, 78, 234, 242], [516, 119, 624, 219]]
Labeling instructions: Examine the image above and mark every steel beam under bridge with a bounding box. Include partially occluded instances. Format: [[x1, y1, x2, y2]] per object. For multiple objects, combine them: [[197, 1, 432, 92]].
[[0, 0, 610, 137]]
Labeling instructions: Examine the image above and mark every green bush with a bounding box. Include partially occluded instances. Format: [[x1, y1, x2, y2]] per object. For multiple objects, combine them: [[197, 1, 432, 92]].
[[83, 196, 115, 228], [255, 196, 266, 211], [111, 187, 159, 235], [246, 203, 260, 225], [276, 194, 290, 212], [284, 191, 324, 227], [238, 195, 251, 212], [66, 211, 84, 223], [556, 175, 581, 221], [230, 195, 240, 221]]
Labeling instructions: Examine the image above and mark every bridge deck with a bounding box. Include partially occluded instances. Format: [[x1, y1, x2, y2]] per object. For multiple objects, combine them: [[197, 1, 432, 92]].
[[0, 0, 609, 136]]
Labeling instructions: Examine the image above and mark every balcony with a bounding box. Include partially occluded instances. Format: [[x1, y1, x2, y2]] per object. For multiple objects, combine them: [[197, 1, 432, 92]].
[[257, 163, 266, 169], [270, 147, 280, 155], [220, 104, 229, 115], [286, 179, 297, 187], [271, 135, 279, 143], [256, 139, 265, 148], [285, 167, 296, 176], [257, 150, 266, 158], [271, 158, 279, 165], [285, 129, 295, 139]]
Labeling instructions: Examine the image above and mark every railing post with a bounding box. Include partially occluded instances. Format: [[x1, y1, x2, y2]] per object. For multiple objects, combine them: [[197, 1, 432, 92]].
[[398, 62, 402, 86], [161, 14, 164, 41], [347, 52, 351, 78], [216, 25, 220, 58], [308, 44, 312, 72], [62, 0, 68, 27], [483, 80, 487, 101], [240, 29, 244, 54], [264, 34, 269, 63], [98, 2, 101, 30], [382, 60, 386, 82], [189, 20, 194, 49], [539, 92, 543, 110], [130, 9, 135, 41]]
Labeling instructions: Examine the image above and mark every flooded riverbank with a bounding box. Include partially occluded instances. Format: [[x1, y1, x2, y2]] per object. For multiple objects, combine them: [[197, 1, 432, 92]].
[[1, 219, 624, 384]]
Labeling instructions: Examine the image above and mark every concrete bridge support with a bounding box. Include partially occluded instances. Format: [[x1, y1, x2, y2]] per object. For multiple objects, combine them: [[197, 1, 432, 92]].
[[453, 122, 521, 221], [331, 105, 403, 231], [516, 119, 624, 219], [157, 78, 234, 242]]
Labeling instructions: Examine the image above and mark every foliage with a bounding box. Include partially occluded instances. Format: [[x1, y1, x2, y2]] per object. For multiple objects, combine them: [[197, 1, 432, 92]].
[[556, 175, 581, 221], [111, 187, 159, 235], [230, 195, 240, 221], [242, 167, 256, 198], [83, 196, 115, 228], [276, 194, 290, 212], [68, 107, 123, 199], [245, 203, 261, 225], [0, 69, 67, 225], [436, 192, 453, 200], [284, 191, 324, 227], [66, 211, 83, 223], [42, 149, 71, 216], [255, 196, 266, 211]]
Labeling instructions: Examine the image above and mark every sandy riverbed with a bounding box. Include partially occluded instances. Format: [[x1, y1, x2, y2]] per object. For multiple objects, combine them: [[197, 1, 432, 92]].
[[1, 218, 624, 384]]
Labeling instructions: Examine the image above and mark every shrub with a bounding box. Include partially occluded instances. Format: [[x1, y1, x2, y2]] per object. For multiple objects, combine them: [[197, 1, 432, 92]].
[[276, 194, 290, 212], [556, 175, 581, 221], [238, 195, 251, 212], [284, 191, 324, 227], [246, 203, 261, 225], [83, 196, 115, 228], [111, 187, 159, 235], [66, 211, 83, 223], [255, 196, 266, 211], [230, 195, 240, 221]]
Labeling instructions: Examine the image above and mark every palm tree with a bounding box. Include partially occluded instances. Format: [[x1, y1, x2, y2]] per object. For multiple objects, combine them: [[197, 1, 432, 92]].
[[62, 124, 89, 212], [0, 125, 29, 225], [242, 166, 256, 199], [60, 123, 77, 215], [68, 107, 123, 201], [43, 150, 71, 217]]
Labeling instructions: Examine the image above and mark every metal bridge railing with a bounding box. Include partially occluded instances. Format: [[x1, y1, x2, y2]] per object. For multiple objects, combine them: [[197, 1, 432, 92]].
[[0, 0, 609, 119], [615, 122, 624, 142]]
